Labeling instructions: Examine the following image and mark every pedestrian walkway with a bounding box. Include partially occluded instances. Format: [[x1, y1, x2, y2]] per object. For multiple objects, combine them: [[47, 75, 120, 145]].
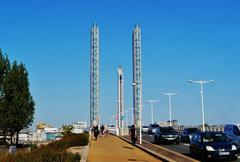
[[87, 135, 161, 162]]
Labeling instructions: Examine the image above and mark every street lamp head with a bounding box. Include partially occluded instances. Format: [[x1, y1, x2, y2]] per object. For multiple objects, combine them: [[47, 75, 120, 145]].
[[161, 92, 178, 96], [160, 92, 167, 95], [189, 79, 215, 84], [131, 83, 137, 86], [146, 99, 159, 103]]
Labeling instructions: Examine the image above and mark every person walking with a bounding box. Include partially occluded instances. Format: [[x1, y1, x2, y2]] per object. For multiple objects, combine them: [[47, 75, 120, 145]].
[[93, 125, 100, 140], [100, 125, 105, 136], [129, 125, 137, 145]]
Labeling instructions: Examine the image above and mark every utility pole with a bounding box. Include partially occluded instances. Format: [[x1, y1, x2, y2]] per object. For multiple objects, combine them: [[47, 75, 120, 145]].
[[146, 99, 159, 124], [161, 92, 178, 127], [189, 80, 214, 132]]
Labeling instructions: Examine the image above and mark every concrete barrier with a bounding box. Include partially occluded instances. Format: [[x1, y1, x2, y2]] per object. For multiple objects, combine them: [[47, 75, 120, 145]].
[[113, 134, 199, 162]]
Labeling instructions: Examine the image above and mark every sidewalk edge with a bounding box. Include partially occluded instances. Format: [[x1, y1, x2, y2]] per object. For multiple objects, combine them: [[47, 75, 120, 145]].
[[80, 135, 91, 162], [115, 134, 175, 162]]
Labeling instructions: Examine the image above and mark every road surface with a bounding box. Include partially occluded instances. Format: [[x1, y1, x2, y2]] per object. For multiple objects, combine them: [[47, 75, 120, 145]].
[[143, 133, 240, 162]]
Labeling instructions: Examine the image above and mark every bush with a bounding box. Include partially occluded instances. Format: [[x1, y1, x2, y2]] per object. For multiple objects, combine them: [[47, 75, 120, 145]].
[[0, 132, 89, 162], [30, 144, 38, 151], [66, 153, 81, 162]]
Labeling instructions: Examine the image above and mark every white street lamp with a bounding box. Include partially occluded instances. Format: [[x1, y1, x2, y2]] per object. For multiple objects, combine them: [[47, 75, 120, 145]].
[[146, 99, 159, 124], [128, 107, 135, 125], [131, 83, 142, 145], [124, 110, 129, 128], [189, 80, 214, 132], [161, 92, 178, 127]]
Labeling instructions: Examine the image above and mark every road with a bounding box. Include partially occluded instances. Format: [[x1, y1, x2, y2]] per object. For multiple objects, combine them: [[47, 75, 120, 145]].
[[142, 133, 240, 162]]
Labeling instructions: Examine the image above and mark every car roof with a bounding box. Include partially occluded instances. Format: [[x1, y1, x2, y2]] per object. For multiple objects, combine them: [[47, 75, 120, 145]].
[[150, 124, 159, 126], [224, 124, 240, 127], [198, 131, 224, 136], [184, 128, 198, 130], [159, 126, 173, 129]]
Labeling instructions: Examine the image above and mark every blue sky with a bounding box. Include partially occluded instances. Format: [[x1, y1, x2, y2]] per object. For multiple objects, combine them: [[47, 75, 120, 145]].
[[0, 0, 239, 128]]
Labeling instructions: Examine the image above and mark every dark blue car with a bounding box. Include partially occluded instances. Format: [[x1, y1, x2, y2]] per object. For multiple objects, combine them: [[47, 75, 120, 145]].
[[190, 131, 238, 161], [154, 126, 180, 144], [181, 128, 200, 143]]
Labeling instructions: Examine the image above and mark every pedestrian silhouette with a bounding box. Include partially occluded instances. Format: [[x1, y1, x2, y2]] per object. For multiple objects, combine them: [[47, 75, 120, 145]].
[[129, 125, 137, 145], [100, 125, 105, 136], [93, 125, 100, 140]]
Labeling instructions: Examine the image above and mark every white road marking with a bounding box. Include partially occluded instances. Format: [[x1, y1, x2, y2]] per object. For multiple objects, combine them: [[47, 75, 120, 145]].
[[181, 143, 190, 147]]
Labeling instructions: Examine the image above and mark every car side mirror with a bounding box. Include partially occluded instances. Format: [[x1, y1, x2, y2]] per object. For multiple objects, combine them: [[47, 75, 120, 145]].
[[234, 132, 240, 136]]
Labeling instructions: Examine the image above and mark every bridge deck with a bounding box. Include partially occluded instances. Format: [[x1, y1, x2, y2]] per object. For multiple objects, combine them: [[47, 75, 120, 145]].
[[87, 134, 161, 162]]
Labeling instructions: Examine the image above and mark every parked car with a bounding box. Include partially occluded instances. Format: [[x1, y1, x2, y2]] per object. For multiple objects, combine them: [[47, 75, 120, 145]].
[[0, 138, 7, 145], [181, 128, 200, 143], [142, 126, 149, 133], [190, 131, 238, 161], [154, 126, 180, 144], [148, 124, 159, 134], [224, 124, 240, 152]]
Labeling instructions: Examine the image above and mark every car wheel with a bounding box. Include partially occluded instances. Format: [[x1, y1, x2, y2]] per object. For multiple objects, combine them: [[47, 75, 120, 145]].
[[189, 146, 193, 155], [159, 138, 162, 145], [154, 136, 158, 144], [201, 152, 206, 162], [231, 156, 238, 161]]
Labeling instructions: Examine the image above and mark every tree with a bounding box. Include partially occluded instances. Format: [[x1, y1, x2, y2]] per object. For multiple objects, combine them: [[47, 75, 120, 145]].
[[0, 49, 10, 139], [62, 125, 73, 136], [4, 61, 35, 145], [0, 48, 35, 145]]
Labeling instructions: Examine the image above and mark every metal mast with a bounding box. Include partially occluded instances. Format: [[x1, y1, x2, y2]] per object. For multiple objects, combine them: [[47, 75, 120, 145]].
[[132, 24, 142, 128], [90, 23, 99, 127], [117, 66, 124, 136]]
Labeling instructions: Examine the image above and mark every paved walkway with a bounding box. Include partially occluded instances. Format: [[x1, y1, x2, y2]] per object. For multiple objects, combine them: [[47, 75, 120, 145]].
[[87, 135, 161, 162]]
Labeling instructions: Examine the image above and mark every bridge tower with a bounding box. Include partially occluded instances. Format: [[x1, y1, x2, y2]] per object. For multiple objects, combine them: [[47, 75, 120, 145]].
[[90, 23, 99, 127], [132, 24, 142, 128]]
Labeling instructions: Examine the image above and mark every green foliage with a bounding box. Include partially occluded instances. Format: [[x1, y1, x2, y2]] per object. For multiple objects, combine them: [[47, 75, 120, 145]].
[[30, 144, 38, 151], [0, 49, 11, 137], [60, 133, 89, 147], [66, 153, 81, 162], [62, 124, 74, 136], [0, 133, 89, 162], [0, 48, 35, 145]]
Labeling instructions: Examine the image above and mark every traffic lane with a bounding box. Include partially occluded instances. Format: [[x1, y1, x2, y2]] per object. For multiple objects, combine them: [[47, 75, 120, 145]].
[[143, 133, 240, 162], [142, 133, 190, 155]]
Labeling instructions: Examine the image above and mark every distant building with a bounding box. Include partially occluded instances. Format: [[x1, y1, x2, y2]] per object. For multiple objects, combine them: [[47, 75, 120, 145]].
[[158, 120, 178, 127], [29, 130, 47, 142], [44, 127, 58, 133], [30, 123, 59, 142], [36, 122, 46, 129], [72, 121, 87, 134], [18, 128, 31, 144]]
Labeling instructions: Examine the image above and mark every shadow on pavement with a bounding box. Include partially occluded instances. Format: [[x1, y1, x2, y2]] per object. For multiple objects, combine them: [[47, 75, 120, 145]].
[[128, 159, 150, 162], [123, 146, 134, 150]]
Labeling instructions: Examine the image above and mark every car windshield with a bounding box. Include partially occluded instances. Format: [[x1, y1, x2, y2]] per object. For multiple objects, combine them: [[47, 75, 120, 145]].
[[186, 128, 198, 134], [202, 133, 228, 143], [161, 127, 175, 133], [151, 124, 158, 128]]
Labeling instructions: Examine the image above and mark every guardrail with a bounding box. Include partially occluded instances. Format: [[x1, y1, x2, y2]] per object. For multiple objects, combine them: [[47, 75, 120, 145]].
[[175, 125, 224, 132], [111, 133, 199, 162]]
